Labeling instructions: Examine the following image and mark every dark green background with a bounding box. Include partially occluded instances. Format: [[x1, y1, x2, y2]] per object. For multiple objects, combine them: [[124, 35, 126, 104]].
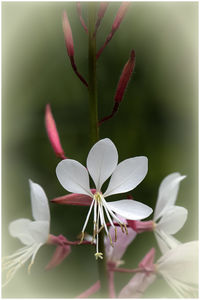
[[2, 2, 198, 298]]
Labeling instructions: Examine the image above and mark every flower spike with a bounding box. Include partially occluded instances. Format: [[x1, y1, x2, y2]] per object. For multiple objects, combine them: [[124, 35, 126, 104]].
[[93, 2, 109, 37], [96, 2, 130, 60], [99, 50, 135, 126], [76, 2, 88, 33], [45, 104, 66, 160], [62, 11, 88, 87]]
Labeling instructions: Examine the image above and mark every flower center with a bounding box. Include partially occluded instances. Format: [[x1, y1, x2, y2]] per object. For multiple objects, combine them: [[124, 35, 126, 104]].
[[79, 192, 128, 259]]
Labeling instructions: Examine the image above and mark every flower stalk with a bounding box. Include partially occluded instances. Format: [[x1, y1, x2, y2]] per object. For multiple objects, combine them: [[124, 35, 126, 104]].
[[88, 3, 108, 297]]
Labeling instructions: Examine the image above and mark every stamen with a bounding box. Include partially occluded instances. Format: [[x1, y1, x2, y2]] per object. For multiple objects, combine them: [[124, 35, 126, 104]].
[[108, 233, 114, 247], [94, 252, 103, 260], [120, 223, 125, 233], [98, 225, 104, 234], [79, 232, 85, 244], [115, 227, 117, 242], [124, 224, 128, 235]]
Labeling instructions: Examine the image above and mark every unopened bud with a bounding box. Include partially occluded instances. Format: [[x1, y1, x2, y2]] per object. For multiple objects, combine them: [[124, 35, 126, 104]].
[[139, 248, 156, 272], [97, 2, 130, 59], [45, 104, 66, 159], [94, 2, 109, 36], [62, 11, 74, 58], [76, 2, 88, 33], [114, 50, 135, 103]]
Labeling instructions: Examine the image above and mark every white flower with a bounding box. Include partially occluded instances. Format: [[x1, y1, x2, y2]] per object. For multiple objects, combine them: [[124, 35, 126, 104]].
[[157, 241, 199, 298], [2, 180, 50, 286], [56, 138, 153, 259], [119, 242, 198, 298], [153, 173, 188, 254]]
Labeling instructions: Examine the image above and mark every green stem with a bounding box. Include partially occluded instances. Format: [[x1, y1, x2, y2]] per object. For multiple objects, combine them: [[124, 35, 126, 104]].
[[88, 3, 108, 297]]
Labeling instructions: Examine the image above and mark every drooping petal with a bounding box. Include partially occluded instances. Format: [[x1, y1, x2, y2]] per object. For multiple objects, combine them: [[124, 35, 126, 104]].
[[56, 159, 92, 196], [9, 219, 34, 245], [154, 173, 186, 221], [104, 157, 148, 197], [154, 229, 180, 254], [157, 241, 198, 297], [119, 272, 156, 298], [87, 139, 118, 191], [106, 199, 153, 220], [28, 221, 49, 244], [157, 206, 188, 234], [29, 180, 50, 222]]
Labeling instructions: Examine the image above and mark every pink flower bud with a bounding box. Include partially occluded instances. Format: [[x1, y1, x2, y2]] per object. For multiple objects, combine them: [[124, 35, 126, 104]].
[[62, 11, 88, 87], [112, 2, 130, 33], [114, 50, 135, 104], [99, 50, 135, 126], [94, 2, 109, 36], [62, 11, 74, 58], [97, 2, 130, 59], [76, 2, 88, 33], [139, 248, 156, 272], [51, 189, 96, 206], [76, 281, 100, 298], [127, 220, 155, 233], [45, 104, 66, 159], [46, 234, 71, 270]]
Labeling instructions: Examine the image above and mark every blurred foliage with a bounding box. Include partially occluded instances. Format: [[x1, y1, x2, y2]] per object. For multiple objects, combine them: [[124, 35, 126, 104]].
[[2, 2, 198, 298]]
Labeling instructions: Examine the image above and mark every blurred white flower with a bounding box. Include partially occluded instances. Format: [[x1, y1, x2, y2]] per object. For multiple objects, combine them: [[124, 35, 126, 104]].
[[56, 138, 153, 259], [157, 241, 199, 298], [2, 180, 50, 286], [153, 173, 188, 254], [119, 241, 198, 298]]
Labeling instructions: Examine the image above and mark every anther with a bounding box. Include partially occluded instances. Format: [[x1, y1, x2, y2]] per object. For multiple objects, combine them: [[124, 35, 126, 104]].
[[124, 224, 128, 235], [114, 227, 117, 242], [108, 233, 114, 247], [79, 232, 85, 244], [98, 225, 104, 234], [120, 223, 125, 233]]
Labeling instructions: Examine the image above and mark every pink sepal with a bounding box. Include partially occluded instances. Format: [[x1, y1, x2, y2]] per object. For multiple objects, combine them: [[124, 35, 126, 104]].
[[46, 234, 71, 270], [76, 280, 100, 298], [139, 248, 156, 273], [51, 189, 96, 206], [76, 2, 88, 33], [45, 104, 66, 159], [94, 2, 109, 36], [97, 2, 130, 59], [127, 220, 154, 233]]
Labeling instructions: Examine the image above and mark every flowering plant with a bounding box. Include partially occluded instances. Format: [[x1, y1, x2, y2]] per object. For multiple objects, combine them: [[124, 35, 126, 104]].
[[3, 2, 198, 298]]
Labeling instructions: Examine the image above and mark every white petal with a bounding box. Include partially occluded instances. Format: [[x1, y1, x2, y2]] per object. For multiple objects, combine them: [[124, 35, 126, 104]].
[[28, 221, 49, 244], [104, 157, 148, 197], [106, 199, 153, 220], [29, 180, 50, 222], [87, 138, 118, 191], [157, 206, 188, 234], [154, 173, 186, 221], [154, 229, 180, 254], [157, 241, 198, 287], [56, 159, 92, 196], [9, 218, 34, 245]]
